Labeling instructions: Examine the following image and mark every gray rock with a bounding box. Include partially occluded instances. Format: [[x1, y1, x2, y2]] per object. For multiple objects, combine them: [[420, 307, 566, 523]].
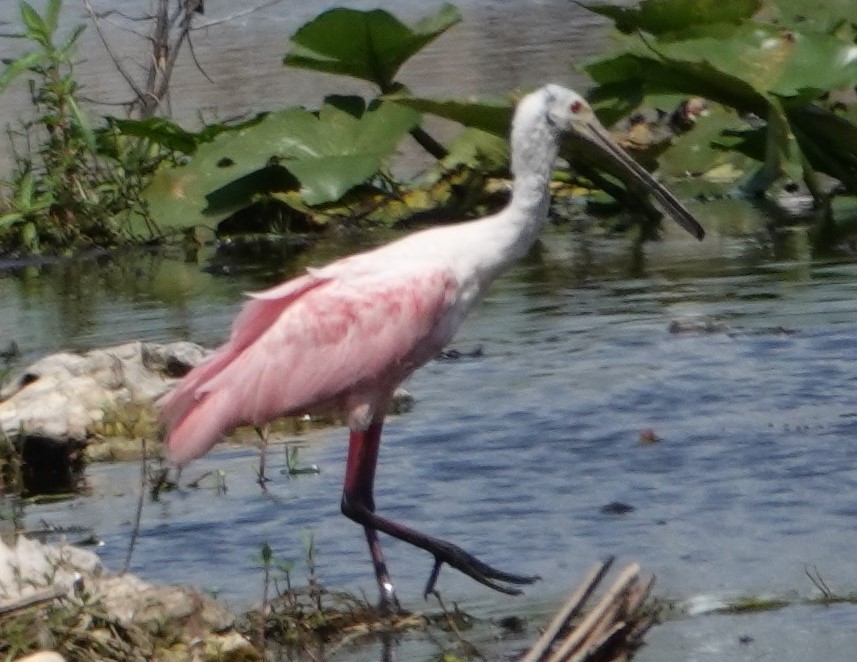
[[0, 536, 252, 655], [0, 341, 209, 445]]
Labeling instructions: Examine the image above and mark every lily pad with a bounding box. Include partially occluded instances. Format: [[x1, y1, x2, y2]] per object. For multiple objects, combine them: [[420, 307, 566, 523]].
[[756, 0, 857, 36], [440, 127, 509, 171], [651, 23, 857, 104], [283, 4, 461, 91], [389, 94, 514, 136], [580, 0, 760, 39], [657, 105, 753, 179], [142, 99, 420, 234]]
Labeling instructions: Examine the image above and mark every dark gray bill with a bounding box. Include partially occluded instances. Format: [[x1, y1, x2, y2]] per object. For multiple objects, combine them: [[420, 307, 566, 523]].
[[579, 120, 705, 241]]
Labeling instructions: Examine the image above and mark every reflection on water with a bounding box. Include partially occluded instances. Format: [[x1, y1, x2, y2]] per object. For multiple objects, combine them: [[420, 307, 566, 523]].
[[6, 207, 857, 660]]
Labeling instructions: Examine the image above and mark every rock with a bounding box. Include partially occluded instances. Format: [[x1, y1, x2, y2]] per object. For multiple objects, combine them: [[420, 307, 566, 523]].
[[0, 536, 255, 658], [0, 341, 208, 444], [390, 387, 415, 414], [0, 342, 210, 492], [14, 653, 66, 662], [0, 535, 101, 600]]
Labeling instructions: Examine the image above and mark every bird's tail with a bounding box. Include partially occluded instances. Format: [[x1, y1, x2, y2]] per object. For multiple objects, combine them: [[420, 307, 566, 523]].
[[157, 345, 243, 465], [157, 272, 327, 466]]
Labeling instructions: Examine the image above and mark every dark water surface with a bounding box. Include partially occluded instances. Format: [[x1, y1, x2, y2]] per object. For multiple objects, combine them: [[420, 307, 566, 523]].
[[5, 207, 857, 660]]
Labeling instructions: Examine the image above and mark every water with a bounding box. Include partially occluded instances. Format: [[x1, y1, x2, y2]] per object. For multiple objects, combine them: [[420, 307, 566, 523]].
[[6, 209, 857, 660]]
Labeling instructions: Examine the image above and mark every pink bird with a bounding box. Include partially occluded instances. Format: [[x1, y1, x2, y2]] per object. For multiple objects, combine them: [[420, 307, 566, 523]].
[[159, 84, 705, 608]]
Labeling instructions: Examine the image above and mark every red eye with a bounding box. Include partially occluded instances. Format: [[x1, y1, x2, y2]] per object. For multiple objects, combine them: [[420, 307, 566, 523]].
[[570, 100, 583, 114]]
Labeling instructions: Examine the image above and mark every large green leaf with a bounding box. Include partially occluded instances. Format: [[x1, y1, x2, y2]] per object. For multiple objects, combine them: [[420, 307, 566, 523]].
[[650, 23, 857, 104], [109, 117, 204, 154], [283, 4, 461, 90], [656, 105, 754, 179], [588, 21, 857, 117], [143, 99, 420, 232], [110, 114, 267, 155], [587, 50, 766, 117], [580, 0, 760, 38], [389, 94, 514, 136], [440, 127, 509, 171], [756, 0, 857, 35], [274, 100, 421, 204]]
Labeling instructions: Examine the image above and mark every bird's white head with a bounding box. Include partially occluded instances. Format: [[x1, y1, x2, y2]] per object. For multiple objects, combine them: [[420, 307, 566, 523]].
[[508, 85, 586, 196], [513, 84, 706, 241], [544, 84, 597, 134], [513, 85, 595, 140]]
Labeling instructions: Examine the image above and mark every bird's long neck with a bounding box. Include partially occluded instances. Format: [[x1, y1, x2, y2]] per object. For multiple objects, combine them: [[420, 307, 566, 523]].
[[476, 105, 560, 281], [507, 114, 560, 246]]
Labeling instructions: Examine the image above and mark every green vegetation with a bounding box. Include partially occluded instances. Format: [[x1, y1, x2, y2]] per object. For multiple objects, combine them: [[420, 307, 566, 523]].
[[0, 0, 159, 254], [582, 0, 857, 220], [247, 534, 504, 661], [140, 3, 516, 235], [6, 0, 857, 254]]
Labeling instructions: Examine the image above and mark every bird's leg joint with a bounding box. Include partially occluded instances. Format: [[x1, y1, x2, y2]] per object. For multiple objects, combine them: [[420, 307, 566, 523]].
[[340, 493, 374, 521]]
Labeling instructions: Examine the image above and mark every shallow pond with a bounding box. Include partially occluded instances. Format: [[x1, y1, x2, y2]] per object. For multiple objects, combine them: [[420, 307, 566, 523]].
[[5, 199, 857, 660]]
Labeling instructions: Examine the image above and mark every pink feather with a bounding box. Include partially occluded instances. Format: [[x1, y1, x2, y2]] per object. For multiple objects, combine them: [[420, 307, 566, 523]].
[[159, 265, 458, 466]]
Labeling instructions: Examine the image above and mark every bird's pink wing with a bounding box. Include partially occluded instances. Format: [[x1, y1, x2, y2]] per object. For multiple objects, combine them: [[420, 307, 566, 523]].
[[160, 267, 459, 465], [157, 271, 328, 429]]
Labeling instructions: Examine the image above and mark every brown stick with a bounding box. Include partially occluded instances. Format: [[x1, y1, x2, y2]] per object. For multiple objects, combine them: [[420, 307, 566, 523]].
[[545, 563, 641, 662], [0, 584, 68, 616], [521, 557, 614, 662]]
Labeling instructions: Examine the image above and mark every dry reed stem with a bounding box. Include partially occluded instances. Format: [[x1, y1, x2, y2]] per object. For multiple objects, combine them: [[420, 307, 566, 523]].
[[523, 561, 655, 662]]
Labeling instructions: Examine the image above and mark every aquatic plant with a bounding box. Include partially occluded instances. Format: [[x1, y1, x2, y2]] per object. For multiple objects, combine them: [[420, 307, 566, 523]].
[[0, 0, 164, 254], [137, 4, 471, 236], [283, 445, 320, 477], [582, 0, 857, 215], [14, 0, 857, 252]]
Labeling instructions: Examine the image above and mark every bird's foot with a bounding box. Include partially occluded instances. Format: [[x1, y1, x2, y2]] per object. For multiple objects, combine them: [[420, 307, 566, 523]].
[[342, 497, 538, 597], [377, 581, 403, 616], [422, 539, 539, 598]]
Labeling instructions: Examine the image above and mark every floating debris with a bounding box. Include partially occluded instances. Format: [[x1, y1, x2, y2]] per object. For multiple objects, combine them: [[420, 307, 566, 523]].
[[638, 429, 661, 444], [522, 558, 656, 662], [600, 502, 636, 515]]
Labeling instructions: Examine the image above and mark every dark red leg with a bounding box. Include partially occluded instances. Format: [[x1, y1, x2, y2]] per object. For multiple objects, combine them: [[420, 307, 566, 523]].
[[343, 420, 399, 610], [341, 419, 538, 605], [255, 425, 270, 490]]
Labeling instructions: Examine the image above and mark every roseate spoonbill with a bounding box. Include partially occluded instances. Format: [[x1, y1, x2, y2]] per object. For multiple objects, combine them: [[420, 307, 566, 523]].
[[159, 84, 705, 608]]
